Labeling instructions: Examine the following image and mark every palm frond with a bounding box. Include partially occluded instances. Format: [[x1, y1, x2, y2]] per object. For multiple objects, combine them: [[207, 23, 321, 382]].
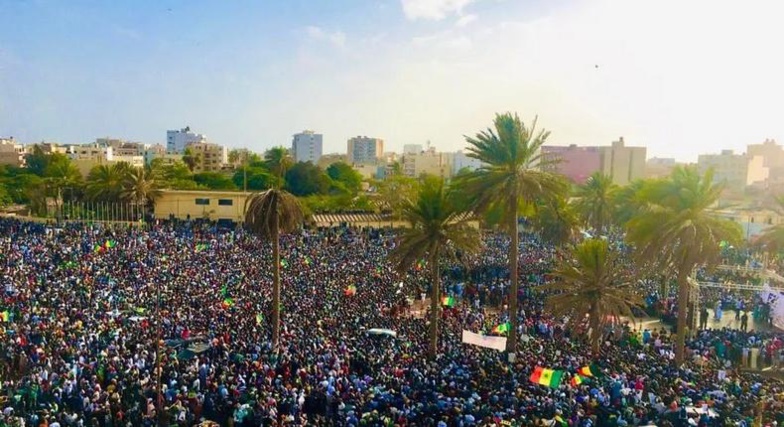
[[244, 189, 306, 240]]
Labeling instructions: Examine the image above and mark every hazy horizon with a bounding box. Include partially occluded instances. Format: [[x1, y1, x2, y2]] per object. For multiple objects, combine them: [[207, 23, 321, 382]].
[[3, 0, 784, 163]]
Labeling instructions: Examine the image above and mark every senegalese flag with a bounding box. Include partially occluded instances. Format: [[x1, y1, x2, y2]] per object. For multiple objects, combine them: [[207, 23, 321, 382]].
[[344, 285, 357, 296], [220, 285, 229, 297], [577, 364, 601, 378], [195, 243, 208, 252], [441, 296, 456, 307], [221, 298, 234, 309], [570, 374, 587, 387], [416, 259, 425, 271], [529, 366, 564, 388], [0, 311, 9, 322], [280, 259, 289, 269], [104, 240, 116, 249], [255, 313, 264, 325], [493, 322, 510, 334], [93, 245, 103, 253]]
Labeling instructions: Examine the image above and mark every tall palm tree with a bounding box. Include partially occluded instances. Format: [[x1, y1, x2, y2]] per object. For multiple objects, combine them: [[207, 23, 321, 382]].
[[389, 177, 480, 357], [244, 147, 305, 348], [44, 158, 82, 216], [626, 166, 742, 363], [264, 147, 293, 187], [454, 112, 568, 351], [85, 163, 131, 202], [122, 167, 162, 217], [612, 179, 647, 228], [528, 196, 580, 247], [541, 239, 643, 352], [573, 172, 617, 236]]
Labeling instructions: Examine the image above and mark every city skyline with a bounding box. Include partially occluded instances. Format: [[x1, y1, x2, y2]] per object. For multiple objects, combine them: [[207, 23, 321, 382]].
[[3, 0, 784, 162]]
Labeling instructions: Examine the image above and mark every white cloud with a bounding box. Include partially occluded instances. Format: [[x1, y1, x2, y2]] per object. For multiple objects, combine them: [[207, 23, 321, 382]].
[[455, 14, 477, 27], [305, 25, 347, 49], [401, 0, 477, 20]]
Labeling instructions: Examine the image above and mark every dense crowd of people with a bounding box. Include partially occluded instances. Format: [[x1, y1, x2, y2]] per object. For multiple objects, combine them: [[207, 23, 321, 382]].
[[0, 218, 782, 426]]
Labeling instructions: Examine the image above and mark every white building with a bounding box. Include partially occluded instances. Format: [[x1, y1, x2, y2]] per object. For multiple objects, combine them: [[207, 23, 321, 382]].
[[451, 151, 483, 175], [697, 150, 769, 190], [347, 136, 384, 165], [167, 127, 207, 154], [403, 144, 423, 155], [291, 131, 323, 164]]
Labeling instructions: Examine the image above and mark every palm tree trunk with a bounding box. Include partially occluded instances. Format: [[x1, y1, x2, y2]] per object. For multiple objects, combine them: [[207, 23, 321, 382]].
[[590, 303, 601, 353], [507, 196, 519, 352], [271, 211, 281, 349], [675, 265, 690, 364], [429, 254, 440, 358]]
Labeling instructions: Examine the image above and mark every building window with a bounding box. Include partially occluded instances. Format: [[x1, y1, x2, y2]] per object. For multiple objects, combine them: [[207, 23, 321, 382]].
[[218, 199, 233, 206], [195, 198, 210, 205]]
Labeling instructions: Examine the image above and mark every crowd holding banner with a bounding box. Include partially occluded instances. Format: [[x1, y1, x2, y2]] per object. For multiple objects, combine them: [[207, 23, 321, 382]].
[[0, 218, 782, 426]]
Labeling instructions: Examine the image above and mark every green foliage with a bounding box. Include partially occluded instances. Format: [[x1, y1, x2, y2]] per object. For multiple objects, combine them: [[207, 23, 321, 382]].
[[540, 239, 644, 351], [193, 172, 238, 190], [326, 162, 363, 194], [25, 145, 50, 176], [573, 172, 617, 234], [529, 197, 580, 246], [0, 182, 11, 206], [284, 162, 330, 196], [301, 194, 374, 214], [376, 175, 420, 220], [232, 166, 274, 191]]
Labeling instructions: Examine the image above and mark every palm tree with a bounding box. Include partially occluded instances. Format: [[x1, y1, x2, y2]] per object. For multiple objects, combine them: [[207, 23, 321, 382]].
[[85, 163, 131, 202], [612, 179, 647, 228], [573, 172, 617, 236], [626, 166, 742, 363], [122, 167, 162, 218], [44, 158, 82, 217], [541, 239, 643, 352], [454, 112, 568, 351], [528, 196, 580, 247], [244, 147, 305, 348], [389, 177, 480, 357], [264, 147, 293, 187]]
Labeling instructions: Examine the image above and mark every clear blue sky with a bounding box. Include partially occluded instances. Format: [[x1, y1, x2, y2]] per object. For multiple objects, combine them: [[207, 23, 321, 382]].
[[2, 0, 784, 161]]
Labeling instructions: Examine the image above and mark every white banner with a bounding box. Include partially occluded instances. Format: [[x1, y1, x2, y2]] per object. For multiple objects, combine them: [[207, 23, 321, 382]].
[[461, 330, 507, 351]]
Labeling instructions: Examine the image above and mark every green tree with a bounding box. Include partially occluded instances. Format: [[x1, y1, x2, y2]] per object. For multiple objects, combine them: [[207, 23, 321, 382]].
[[122, 168, 162, 214], [326, 162, 363, 194], [25, 145, 51, 176], [540, 239, 644, 352], [377, 175, 420, 222], [193, 172, 238, 190], [573, 172, 617, 236], [232, 166, 275, 191], [43, 155, 82, 215], [528, 197, 580, 247], [0, 182, 11, 207], [284, 162, 330, 196], [612, 179, 648, 228], [85, 163, 132, 202], [244, 187, 306, 348], [389, 177, 480, 357], [454, 112, 568, 351], [264, 147, 293, 187], [182, 147, 200, 172], [626, 166, 742, 363]]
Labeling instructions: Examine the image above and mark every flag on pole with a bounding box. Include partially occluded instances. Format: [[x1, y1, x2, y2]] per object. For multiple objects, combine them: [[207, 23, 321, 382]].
[[529, 366, 564, 388], [441, 296, 456, 307], [221, 298, 234, 309], [255, 313, 264, 325], [220, 285, 229, 297], [344, 285, 357, 296], [492, 322, 510, 334], [0, 311, 9, 322]]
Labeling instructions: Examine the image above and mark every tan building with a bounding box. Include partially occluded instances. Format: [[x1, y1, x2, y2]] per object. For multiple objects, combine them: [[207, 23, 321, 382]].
[[0, 137, 26, 167], [645, 157, 677, 179], [186, 142, 228, 173], [154, 190, 251, 222], [747, 139, 784, 184], [402, 148, 452, 179], [697, 150, 769, 190], [317, 153, 348, 169], [598, 137, 647, 186]]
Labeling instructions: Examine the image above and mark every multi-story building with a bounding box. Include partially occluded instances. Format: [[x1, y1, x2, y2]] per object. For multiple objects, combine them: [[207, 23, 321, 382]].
[[403, 144, 423, 155], [291, 131, 323, 164], [450, 151, 483, 176], [540, 145, 602, 184], [0, 137, 26, 167], [167, 127, 207, 154], [645, 157, 677, 179], [317, 153, 348, 170], [697, 149, 769, 190], [597, 137, 647, 186], [747, 139, 784, 184], [347, 136, 384, 165], [186, 141, 228, 173], [402, 147, 452, 179]]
